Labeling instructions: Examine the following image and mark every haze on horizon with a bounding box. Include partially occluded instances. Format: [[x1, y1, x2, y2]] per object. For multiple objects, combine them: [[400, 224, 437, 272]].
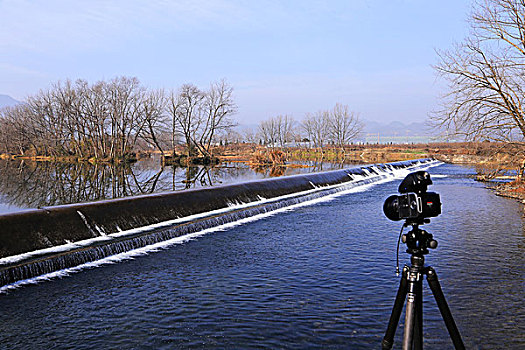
[[0, 0, 471, 125]]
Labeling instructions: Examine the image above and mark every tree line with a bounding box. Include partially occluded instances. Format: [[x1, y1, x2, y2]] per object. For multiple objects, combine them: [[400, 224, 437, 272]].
[[256, 103, 363, 155], [0, 75, 366, 164], [0, 77, 236, 161]]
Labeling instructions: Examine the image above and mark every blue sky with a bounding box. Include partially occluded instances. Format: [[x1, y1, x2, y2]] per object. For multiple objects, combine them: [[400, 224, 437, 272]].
[[0, 0, 471, 124]]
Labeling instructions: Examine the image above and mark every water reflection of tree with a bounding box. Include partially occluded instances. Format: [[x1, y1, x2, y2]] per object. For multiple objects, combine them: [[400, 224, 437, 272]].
[[0, 159, 348, 210], [180, 163, 258, 188], [249, 160, 352, 178], [250, 165, 286, 177], [0, 160, 170, 208]]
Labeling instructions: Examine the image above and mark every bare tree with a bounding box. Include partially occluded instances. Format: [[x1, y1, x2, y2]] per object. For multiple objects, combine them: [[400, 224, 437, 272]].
[[275, 115, 295, 148], [434, 0, 525, 143], [259, 117, 279, 148], [105, 76, 144, 159], [51, 80, 83, 156], [434, 0, 525, 178], [241, 127, 258, 144], [168, 84, 205, 157], [0, 105, 37, 155], [195, 80, 237, 158], [327, 103, 363, 154], [302, 111, 329, 154], [258, 115, 295, 149], [81, 79, 111, 159], [224, 128, 242, 145], [136, 89, 168, 156]]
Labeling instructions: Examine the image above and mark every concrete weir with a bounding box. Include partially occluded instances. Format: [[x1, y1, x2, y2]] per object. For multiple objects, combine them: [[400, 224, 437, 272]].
[[0, 158, 439, 288]]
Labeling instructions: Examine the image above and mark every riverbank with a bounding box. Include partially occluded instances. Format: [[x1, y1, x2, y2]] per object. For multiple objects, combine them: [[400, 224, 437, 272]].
[[0, 142, 499, 165], [491, 181, 525, 204], [4, 142, 525, 206]]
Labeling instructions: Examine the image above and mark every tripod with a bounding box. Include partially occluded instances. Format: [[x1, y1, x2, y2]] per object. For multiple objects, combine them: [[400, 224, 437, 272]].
[[381, 223, 465, 350]]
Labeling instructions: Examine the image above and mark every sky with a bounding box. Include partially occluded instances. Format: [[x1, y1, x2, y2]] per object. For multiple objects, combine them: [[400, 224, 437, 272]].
[[0, 0, 472, 125]]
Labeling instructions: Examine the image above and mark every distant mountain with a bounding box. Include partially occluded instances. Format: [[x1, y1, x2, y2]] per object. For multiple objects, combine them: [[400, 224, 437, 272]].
[[0, 94, 20, 108], [363, 120, 430, 136], [362, 120, 435, 143]]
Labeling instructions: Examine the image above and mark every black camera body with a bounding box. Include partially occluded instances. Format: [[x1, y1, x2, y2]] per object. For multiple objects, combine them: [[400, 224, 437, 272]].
[[384, 191, 441, 221], [383, 171, 441, 222]]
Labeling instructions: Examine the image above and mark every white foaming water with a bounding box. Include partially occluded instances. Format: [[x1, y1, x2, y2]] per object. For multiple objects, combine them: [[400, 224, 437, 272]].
[[0, 160, 442, 292]]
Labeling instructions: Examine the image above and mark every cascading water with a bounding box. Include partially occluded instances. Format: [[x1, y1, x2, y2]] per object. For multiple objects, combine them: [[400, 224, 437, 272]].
[[0, 159, 440, 289]]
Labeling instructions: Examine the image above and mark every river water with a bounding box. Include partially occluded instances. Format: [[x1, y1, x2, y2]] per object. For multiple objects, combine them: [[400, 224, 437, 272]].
[[0, 163, 523, 349]]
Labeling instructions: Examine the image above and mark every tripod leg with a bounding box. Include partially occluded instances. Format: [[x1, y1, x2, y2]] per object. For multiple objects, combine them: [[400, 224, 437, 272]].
[[382, 266, 409, 350], [402, 279, 417, 350], [413, 278, 423, 350], [426, 267, 465, 350]]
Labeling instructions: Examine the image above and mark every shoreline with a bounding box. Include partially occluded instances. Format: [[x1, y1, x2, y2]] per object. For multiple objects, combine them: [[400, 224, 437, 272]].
[[492, 182, 525, 204], [3, 145, 525, 206]]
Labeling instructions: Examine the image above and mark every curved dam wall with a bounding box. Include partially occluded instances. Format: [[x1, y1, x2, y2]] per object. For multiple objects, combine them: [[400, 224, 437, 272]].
[[0, 158, 438, 287]]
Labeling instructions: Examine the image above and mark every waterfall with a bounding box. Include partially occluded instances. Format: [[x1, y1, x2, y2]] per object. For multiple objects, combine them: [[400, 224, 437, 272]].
[[0, 159, 441, 289]]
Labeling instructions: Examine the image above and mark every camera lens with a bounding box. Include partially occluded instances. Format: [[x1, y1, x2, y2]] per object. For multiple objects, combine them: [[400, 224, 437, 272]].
[[383, 195, 402, 221]]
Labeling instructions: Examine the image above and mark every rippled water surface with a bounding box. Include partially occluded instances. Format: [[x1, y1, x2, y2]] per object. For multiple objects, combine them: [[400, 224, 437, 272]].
[[0, 164, 523, 349]]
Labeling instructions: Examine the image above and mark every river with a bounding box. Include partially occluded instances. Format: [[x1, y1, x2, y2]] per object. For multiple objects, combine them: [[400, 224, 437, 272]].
[[0, 163, 523, 349]]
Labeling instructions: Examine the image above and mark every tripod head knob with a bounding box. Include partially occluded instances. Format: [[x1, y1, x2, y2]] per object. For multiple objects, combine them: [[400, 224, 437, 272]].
[[403, 225, 438, 256]]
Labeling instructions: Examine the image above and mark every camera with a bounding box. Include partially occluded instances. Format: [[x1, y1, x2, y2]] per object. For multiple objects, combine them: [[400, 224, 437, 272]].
[[383, 171, 441, 222]]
